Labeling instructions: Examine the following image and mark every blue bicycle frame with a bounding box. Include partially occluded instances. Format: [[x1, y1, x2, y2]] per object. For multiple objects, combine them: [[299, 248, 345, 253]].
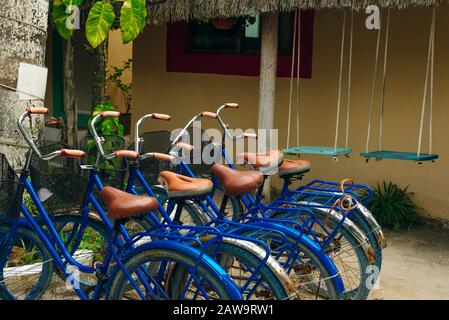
[[1, 155, 241, 300], [125, 162, 308, 298], [125, 154, 345, 295]]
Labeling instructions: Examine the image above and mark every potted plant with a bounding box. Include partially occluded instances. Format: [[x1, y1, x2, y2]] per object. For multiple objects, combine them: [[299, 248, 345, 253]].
[[107, 59, 133, 135]]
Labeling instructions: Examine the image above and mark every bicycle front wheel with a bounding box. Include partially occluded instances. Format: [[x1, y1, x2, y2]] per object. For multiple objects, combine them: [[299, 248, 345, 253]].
[[0, 224, 54, 300], [107, 242, 242, 300]]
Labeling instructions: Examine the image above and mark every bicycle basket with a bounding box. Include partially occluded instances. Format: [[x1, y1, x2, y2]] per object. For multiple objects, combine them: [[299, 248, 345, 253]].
[[0, 154, 21, 224], [79, 135, 128, 190], [179, 126, 213, 178], [128, 131, 173, 185], [30, 142, 88, 215]]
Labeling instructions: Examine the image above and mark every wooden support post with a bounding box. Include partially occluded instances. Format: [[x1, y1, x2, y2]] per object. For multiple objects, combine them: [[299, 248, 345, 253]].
[[258, 12, 279, 203]]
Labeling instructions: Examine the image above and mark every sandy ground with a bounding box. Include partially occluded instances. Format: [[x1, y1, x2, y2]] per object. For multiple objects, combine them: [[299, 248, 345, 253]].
[[368, 224, 449, 300]]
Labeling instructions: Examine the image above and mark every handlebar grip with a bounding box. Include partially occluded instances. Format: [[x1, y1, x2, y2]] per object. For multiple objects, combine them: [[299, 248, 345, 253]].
[[100, 111, 120, 118], [175, 142, 194, 152], [27, 107, 48, 115], [153, 153, 174, 162], [243, 133, 257, 139], [200, 112, 218, 119], [224, 103, 239, 109], [115, 150, 139, 159], [61, 149, 86, 159], [152, 113, 171, 121]]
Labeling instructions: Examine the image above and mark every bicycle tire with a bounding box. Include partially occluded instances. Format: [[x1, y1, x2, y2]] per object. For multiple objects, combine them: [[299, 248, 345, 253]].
[[0, 224, 54, 300], [107, 243, 241, 300]]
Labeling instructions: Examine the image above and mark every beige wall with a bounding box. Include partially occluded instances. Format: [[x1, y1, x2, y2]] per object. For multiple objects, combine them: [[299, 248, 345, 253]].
[[133, 6, 449, 221], [107, 30, 133, 113]]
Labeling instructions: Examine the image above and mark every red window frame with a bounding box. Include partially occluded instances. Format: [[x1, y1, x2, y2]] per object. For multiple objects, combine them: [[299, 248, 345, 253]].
[[166, 10, 315, 78]]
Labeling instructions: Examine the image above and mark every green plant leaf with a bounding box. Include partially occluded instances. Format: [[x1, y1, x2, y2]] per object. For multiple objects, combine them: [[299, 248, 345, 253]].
[[52, 0, 73, 40], [85, 2, 115, 49], [63, 0, 84, 7], [120, 0, 147, 44], [368, 181, 420, 230]]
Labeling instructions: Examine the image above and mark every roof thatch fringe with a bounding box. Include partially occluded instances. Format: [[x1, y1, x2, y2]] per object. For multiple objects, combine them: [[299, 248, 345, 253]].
[[147, 0, 445, 25]]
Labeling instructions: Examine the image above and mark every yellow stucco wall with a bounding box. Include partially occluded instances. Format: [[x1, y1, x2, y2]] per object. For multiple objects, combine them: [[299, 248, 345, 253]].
[[107, 30, 133, 113], [132, 7, 449, 221]]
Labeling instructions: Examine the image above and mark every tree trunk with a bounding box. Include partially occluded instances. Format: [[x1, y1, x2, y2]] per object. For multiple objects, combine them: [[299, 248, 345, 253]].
[[92, 42, 107, 106], [258, 13, 279, 202], [64, 39, 78, 147], [0, 0, 50, 168]]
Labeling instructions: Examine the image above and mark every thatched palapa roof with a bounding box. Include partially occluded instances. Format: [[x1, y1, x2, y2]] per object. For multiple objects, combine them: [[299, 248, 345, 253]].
[[146, 0, 444, 24]]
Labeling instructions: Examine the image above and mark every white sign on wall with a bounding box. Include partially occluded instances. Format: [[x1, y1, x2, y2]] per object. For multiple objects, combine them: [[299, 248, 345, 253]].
[[17, 62, 48, 100]]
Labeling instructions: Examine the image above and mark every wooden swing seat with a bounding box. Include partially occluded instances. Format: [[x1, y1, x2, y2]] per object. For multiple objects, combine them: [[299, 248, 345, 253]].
[[283, 146, 352, 157], [360, 150, 438, 162]]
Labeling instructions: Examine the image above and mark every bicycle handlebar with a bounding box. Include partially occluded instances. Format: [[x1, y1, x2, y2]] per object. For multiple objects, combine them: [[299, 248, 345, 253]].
[[216, 103, 257, 141], [135, 113, 171, 153], [18, 109, 85, 161], [89, 112, 121, 160]]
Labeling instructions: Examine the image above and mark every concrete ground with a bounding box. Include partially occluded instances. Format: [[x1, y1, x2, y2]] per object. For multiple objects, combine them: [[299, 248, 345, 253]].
[[368, 224, 449, 300]]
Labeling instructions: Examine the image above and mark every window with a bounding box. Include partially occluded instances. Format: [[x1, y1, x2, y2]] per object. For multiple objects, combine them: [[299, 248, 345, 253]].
[[187, 13, 295, 55], [167, 11, 315, 78]]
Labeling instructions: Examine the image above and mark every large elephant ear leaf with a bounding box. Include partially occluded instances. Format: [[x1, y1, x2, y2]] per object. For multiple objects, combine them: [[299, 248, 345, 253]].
[[86, 2, 115, 49], [63, 0, 84, 7], [120, 0, 147, 44], [52, 0, 73, 40]]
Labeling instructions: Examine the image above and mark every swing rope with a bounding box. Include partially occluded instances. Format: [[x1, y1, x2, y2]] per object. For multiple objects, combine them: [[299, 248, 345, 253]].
[[296, 10, 302, 146], [429, 7, 435, 154], [365, 10, 383, 153], [345, 11, 354, 150], [284, 10, 352, 157], [378, 8, 391, 151], [334, 11, 347, 153], [363, 7, 437, 162], [417, 6, 436, 157], [286, 9, 298, 148]]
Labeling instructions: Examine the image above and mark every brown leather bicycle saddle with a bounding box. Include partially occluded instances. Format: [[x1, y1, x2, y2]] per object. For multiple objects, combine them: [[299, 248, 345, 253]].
[[237, 150, 284, 169], [100, 187, 158, 220], [278, 159, 311, 178], [211, 164, 264, 197], [157, 171, 213, 199]]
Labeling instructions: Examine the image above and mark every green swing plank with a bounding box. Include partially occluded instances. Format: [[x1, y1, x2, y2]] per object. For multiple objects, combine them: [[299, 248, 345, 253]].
[[360, 150, 439, 162], [283, 146, 352, 157]]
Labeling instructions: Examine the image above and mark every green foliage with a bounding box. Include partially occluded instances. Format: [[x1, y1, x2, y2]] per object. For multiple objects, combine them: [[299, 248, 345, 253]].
[[107, 59, 133, 113], [368, 181, 419, 230], [52, 0, 148, 48], [85, 2, 116, 49], [23, 192, 39, 216], [88, 101, 124, 137], [86, 102, 124, 168], [52, 0, 84, 40], [120, 0, 147, 44]]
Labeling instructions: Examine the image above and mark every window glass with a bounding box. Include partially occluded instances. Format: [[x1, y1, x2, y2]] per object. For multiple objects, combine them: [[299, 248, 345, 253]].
[[188, 22, 241, 52], [188, 13, 294, 55]]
